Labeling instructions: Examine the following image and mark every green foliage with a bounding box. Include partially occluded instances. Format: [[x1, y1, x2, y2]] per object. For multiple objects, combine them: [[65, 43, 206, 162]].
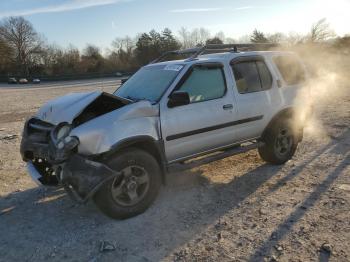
[[206, 37, 224, 45], [135, 28, 180, 65], [250, 29, 269, 43]]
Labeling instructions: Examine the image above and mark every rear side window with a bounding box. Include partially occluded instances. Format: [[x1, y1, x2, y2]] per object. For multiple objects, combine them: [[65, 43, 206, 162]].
[[273, 55, 306, 85], [231, 60, 272, 94], [178, 65, 226, 103]]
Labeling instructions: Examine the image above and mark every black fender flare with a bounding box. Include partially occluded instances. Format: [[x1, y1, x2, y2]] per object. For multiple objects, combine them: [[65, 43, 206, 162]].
[[98, 136, 168, 183]]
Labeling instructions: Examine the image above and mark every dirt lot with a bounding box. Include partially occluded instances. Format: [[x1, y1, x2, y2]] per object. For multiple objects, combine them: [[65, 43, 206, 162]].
[[0, 80, 349, 261]]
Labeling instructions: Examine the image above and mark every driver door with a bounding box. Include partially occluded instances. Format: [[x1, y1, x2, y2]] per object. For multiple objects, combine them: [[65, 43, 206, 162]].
[[160, 63, 237, 163]]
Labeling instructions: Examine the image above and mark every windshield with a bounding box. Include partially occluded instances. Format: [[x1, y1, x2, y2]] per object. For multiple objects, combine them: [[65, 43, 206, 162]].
[[114, 64, 184, 103]]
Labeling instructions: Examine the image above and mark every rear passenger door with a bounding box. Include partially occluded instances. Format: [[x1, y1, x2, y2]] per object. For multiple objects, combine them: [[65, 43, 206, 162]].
[[230, 56, 278, 141]]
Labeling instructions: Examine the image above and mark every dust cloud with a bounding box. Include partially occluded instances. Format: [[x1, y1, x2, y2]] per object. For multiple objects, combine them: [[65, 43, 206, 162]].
[[280, 43, 349, 140]]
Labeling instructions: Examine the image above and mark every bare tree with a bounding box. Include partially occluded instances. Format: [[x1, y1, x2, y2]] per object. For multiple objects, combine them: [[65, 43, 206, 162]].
[[190, 28, 201, 46], [112, 36, 135, 53], [285, 31, 305, 45], [267, 32, 286, 44], [178, 27, 191, 48], [83, 45, 101, 59], [225, 37, 236, 44], [81, 44, 104, 73], [198, 28, 210, 45], [41, 44, 62, 73], [0, 38, 14, 73], [178, 27, 211, 48], [214, 31, 226, 43], [110, 36, 136, 69], [309, 18, 335, 42], [238, 34, 251, 43], [0, 17, 43, 75]]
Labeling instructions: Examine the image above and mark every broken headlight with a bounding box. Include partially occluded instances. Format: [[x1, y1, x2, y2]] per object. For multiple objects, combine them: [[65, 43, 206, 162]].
[[57, 136, 79, 150], [51, 123, 78, 150], [56, 124, 71, 140]]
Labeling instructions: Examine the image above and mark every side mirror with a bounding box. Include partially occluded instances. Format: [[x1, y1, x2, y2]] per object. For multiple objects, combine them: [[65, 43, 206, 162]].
[[168, 91, 190, 108]]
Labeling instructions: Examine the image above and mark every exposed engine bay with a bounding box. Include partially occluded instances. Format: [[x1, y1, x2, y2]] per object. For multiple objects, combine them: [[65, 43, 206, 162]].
[[73, 92, 129, 126]]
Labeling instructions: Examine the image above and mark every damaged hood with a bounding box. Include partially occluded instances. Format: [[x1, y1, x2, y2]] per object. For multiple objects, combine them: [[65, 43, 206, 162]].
[[36, 91, 156, 127], [36, 91, 103, 125]]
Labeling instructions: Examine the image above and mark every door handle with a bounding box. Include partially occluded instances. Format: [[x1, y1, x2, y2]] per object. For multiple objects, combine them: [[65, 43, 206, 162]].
[[223, 104, 233, 110]]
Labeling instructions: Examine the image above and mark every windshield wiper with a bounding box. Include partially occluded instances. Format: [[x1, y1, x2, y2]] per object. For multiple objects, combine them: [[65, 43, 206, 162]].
[[125, 96, 151, 103], [124, 96, 137, 102]]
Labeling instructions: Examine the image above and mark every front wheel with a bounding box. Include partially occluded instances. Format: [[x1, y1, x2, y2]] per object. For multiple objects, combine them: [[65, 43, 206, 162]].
[[258, 119, 299, 165], [93, 148, 162, 219]]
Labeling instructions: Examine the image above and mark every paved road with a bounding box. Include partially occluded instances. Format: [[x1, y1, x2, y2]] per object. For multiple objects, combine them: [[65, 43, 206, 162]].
[[0, 77, 122, 90]]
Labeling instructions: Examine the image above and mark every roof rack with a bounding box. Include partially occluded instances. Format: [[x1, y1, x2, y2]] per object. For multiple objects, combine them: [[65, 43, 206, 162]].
[[150, 43, 278, 64]]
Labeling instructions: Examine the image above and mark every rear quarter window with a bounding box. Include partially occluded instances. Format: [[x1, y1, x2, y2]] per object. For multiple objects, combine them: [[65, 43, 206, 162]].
[[273, 55, 306, 86]]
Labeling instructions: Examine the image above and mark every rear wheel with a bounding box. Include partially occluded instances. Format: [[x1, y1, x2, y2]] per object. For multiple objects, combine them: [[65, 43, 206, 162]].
[[258, 119, 298, 165], [93, 148, 161, 219]]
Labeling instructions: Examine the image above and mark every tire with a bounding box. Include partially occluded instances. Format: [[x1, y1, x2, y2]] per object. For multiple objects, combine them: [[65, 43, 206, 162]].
[[93, 148, 162, 219], [258, 119, 298, 165]]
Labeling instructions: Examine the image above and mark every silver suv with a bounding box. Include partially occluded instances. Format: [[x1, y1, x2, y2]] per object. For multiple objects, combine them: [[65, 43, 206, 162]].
[[20, 44, 312, 219]]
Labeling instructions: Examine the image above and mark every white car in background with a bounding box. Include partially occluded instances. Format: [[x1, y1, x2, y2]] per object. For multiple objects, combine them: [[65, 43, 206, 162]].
[[19, 78, 28, 84], [32, 78, 41, 84]]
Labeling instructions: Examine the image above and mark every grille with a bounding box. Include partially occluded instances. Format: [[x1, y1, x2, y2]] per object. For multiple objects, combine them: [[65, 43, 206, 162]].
[[27, 118, 54, 144]]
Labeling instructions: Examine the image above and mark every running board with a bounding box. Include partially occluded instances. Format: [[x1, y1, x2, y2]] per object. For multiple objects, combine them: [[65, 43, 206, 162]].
[[167, 141, 261, 172]]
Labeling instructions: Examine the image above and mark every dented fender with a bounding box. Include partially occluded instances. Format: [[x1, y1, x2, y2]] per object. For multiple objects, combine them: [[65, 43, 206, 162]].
[[70, 101, 161, 155]]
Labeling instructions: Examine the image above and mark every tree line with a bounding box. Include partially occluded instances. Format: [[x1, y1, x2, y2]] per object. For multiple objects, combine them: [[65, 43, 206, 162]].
[[0, 16, 349, 81]]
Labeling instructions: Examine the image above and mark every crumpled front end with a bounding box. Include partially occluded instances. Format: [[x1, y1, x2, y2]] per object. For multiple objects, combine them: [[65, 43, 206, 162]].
[[20, 118, 61, 186], [20, 91, 160, 203], [20, 117, 121, 202]]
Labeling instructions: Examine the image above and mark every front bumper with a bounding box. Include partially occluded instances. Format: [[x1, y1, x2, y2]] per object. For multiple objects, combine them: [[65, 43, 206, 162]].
[[27, 161, 44, 186], [25, 154, 121, 203]]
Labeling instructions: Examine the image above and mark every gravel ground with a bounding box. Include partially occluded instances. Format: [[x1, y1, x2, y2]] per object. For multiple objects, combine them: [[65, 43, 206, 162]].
[[0, 79, 349, 262]]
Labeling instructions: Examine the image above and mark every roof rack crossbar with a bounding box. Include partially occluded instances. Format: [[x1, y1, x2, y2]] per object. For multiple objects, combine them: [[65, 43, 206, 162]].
[[150, 43, 278, 64]]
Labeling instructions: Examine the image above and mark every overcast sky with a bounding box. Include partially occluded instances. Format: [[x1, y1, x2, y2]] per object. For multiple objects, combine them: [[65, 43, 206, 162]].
[[0, 0, 349, 50]]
